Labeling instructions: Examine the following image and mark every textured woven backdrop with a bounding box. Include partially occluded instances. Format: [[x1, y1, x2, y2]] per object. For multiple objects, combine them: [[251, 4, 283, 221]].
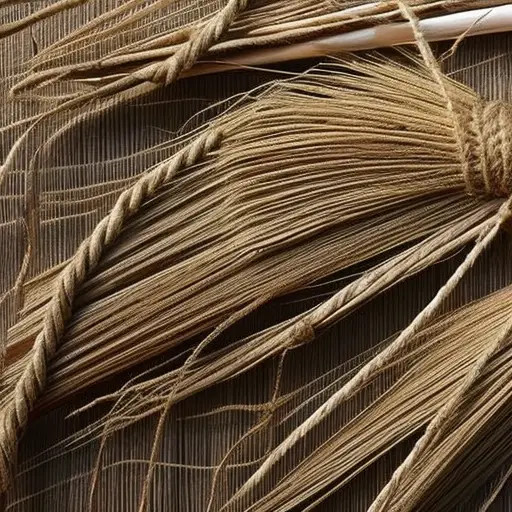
[[1, 2, 512, 510]]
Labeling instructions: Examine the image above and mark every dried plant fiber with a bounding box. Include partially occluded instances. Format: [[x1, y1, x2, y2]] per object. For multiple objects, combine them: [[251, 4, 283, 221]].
[[209, 284, 512, 512], [10, 253, 512, 512], [2, 1, 512, 511], [4, 47, 512, 507], [5, 1, 510, 111]]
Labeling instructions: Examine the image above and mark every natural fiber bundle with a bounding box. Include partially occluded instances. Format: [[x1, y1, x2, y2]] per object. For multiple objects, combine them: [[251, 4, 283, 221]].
[[23, 281, 512, 511], [216, 285, 512, 512], [69, 208, 494, 432], [6, 53, 493, 406], [3, 42, 512, 501], [8, 0, 510, 108]]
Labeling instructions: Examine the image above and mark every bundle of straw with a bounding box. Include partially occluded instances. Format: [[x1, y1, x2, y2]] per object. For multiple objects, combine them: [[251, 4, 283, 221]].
[[219, 285, 512, 512], [25, 279, 512, 511], [3, 1, 512, 509], [3, 34, 512, 500]]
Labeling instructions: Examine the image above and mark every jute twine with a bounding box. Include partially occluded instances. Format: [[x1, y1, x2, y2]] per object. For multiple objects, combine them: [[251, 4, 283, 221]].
[[0, 129, 223, 493]]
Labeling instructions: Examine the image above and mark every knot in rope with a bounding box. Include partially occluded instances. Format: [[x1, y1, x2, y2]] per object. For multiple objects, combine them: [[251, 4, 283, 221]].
[[289, 318, 316, 347], [463, 100, 512, 198]]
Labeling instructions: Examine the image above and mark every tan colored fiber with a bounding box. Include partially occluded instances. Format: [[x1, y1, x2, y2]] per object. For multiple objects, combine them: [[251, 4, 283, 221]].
[[368, 310, 512, 512], [366, 4, 512, 507], [10, 1, 509, 103], [226, 198, 512, 507], [5, 0, 248, 119], [4, 6, 512, 508], [0, 0, 89, 39], [226, 3, 512, 501], [16, 53, 511, 510], [51, 279, 512, 512], [3, 0, 512, 509], [70, 209, 496, 428], [4, 49, 512, 422], [367, 3, 512, 508], [0, 129, 222, 495], [231, 286, 512, 511], [6, 53, 512, 416]]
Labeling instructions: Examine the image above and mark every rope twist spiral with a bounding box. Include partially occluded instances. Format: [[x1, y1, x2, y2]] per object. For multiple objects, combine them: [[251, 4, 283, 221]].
[[0, 128, 223, 494], [462, 100, 512, 198], [148, 0, 248, 86]]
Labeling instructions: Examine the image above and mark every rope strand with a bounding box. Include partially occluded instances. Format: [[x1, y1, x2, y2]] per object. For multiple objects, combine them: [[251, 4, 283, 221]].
[[226, 198, 512, 507], [368, 287, 512, 512], [0, 128, 222, 496]]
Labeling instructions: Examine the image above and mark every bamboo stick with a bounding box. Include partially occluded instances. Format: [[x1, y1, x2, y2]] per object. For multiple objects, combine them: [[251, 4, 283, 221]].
[[182, 5, 512, 78]]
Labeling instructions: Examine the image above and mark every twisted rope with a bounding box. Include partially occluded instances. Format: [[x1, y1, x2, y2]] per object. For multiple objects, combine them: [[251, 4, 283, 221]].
[[0, 128, 223, 494], [463, 100, 512, 197], [10, 0, 248, 114], [148, 0, 248, 86]]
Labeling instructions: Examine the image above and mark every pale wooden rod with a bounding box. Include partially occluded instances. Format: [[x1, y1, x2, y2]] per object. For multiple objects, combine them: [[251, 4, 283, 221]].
[[186, 5, 512, 77]]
